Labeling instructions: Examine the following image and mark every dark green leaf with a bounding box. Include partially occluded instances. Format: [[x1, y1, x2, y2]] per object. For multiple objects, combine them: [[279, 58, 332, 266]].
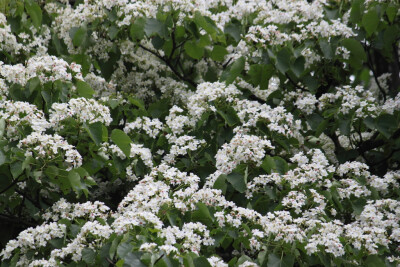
[[365, 255, 385, 267], [130, 17, 146, 40], [261, 155, 276, 174], [273, 156, 288, 175], [319, 39, 333, 59], [111, 129, 132, 158], [184, 41, 204, 60], [76, 80, 95, 98], [123, 252, 146, 267], [221, 56, 245, 84], [117, 242, 133, 259], [226, 172, 246, 193], [70, 26, 88, 48], [82, 248, 96, 264], [144, 18, 167, 38], [248, 64, 274, 89], [342, 38, 366, 69], [386, 4, 397, 23], [84, 122, 103, 146], [362, 8, 379, 37], [276, 47, 291, 73], [210, 45, 228, 62], [25, 0, 42, 28], [193, 257, 212, 267]]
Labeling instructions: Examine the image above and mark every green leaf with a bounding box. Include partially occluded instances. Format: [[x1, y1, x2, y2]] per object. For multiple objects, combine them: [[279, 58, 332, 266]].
[[386, 4, 397, 23], [224, 22, 241, 42], [70, 26, 88, 48], [25, 0, 42, 28], [130, 17, 146, 40], [0, 118, 5, 138], [11, 161, 23, 179], [123, 252, 146, 267], [276, 47, 291, 73], [362, 8, 379, 37], [82, 248, 96, 264], [193, 257, 212, 267], [375, 114, 398, 138], [350, 0, 363, 23], [261, 155, 276, 174], [267, 254, 281, 267], [213, 174, 227, 193], [111, 129, 132, 158], [108, 25, 119, 40], [342, 38, 366, 69], [0, 150, 6, 166], [319, 39, 333, 59], [339, 119, 351, 135], [192, 202, 214, 226], [217, 106, 240, 126], [84, 122, 103, 146], [273, 156, 288, 175], [365, 255, 385, 267], [210, 45, 228, 62], [221, 56, 245, 84], [144, 18, 167, 38], [194, 12, 217, 35], [226, 172, 246, 193], [292, 57, 305, 77], [184, 41, 204, 60], [76, 80, 95, 98], [117, 242, 133, 259], [248, 64, 274, 89], [68, 170, 84, 194]]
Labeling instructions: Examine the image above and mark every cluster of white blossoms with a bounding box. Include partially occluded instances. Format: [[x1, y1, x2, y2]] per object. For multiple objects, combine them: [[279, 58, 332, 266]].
[[124, 116, 164, 138], [216, 128, 274, 174], [18, 132, 82, 171], [50, 97, 112, 130], [0, 55, 83, 86], [0, 100, 50, 140]]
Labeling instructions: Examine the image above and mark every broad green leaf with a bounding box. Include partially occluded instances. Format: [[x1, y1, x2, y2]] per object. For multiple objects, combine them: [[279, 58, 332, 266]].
[[267, 254, 281, 267], [213, 174, 227, 193], [194, 11, 216, 35], [70, 26, 88, 48], [224, 22, 241, 42], [273, 156, 288, 175], [184, 41, 204, 60], [261, 155, 276, 174], [365, 255, 385, 267], [210, 45, 228, 61], [76, 80, 95, 98], [11, 161, 23, 179], [82, 248, 96, 264], [130, 17, 146, 40], [84, 122, 103, 146], [375, 114, 398, 138], [362, 8, 379, 37], [117, 242, 133, 259], [144, 18, 167, 38], [192, 202, 213, 226], [217, 106, 240, 126], [111, 129, 132, 158], [221, 56, 245, 84], [68, 170, 85, 194], [292, 57, 305, 77], [0, 118, 5, 138], [339, 119, 351, 135], [386, 4, 397, 23], [226, 172, 246, 193], [0, 150, 6, 166], [342, 38, 366, 69], [319, 39, 333, 59], [350, 0, 363, 23], [123, 252, 146, 267], [248, 64, 274, 89], [25, 0, 42, 28], [193, 257, 212, 267], [276, 47, 291, 73], [108, 25, 119, 40]]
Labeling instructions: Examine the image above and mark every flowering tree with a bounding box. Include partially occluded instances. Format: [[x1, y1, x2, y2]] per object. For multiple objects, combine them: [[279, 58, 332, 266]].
[[0, 0, 400, 266]]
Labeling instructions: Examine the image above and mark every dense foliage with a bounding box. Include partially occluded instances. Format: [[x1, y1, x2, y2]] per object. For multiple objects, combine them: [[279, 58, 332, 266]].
[[0, 0, 400, 266]]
